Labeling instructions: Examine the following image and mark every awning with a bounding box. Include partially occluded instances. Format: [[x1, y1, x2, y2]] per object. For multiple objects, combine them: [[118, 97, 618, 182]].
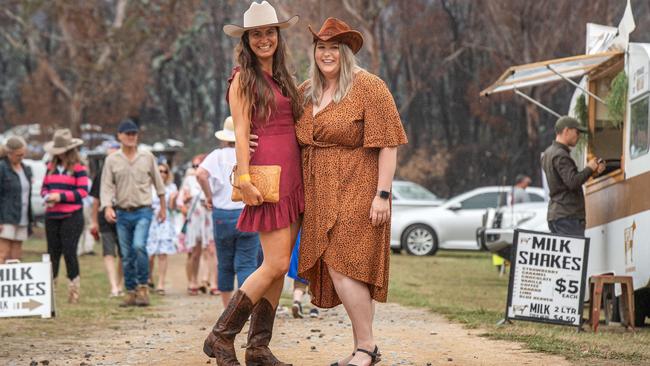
[[480, 51, 623, 96]]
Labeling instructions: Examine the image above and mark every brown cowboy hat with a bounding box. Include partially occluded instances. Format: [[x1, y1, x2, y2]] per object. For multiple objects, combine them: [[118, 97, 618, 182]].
[[44, 128, 84, 155], [308, 17, 364, 54]]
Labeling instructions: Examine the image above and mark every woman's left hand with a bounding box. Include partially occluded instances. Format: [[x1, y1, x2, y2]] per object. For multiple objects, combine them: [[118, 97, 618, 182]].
[[370, 195, 390, 226], [46, 192, 61, 203]]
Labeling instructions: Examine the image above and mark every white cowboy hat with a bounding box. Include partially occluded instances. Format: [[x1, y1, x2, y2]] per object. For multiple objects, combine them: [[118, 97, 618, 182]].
[[215, 116, 236, 142], [223, 1, 299, 38], [44, 128, 84, 155]]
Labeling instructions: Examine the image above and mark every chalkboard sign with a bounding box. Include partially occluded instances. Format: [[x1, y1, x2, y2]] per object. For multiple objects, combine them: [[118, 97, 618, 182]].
[[505, 229, 590, 328]]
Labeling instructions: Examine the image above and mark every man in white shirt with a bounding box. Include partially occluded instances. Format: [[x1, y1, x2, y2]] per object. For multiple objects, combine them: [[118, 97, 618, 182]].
[[197, 116, 261, 308]]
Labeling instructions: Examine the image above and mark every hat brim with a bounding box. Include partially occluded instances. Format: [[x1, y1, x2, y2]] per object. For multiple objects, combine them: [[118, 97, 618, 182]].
[[215, 130, 236, 142], [224, 15, 299, 38], [44, 138, 84, 156], [576, 126, 589, 133], [308, 25, 364, 54]]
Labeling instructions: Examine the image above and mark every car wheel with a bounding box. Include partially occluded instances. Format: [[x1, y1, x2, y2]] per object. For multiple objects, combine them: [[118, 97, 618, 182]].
[[402, 224, 438, 256]]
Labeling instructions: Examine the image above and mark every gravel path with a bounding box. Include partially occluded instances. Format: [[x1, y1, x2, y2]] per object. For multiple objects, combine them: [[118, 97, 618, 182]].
[[9, 254, 571, 366]]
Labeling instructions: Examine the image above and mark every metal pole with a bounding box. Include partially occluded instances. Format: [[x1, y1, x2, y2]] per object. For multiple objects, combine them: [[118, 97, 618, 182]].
[[547, 65, 606, 104], [514, 88, 563, 118]]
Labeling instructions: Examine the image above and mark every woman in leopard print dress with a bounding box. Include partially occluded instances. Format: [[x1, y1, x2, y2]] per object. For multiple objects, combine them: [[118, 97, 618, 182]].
[[296, 18, 408, 366]]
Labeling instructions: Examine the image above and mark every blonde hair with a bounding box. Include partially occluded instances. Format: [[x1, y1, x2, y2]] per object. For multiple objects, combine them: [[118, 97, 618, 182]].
[[158, 162, 173, 184], [5, 136, 26, 152], [305, 42, 364, 105]]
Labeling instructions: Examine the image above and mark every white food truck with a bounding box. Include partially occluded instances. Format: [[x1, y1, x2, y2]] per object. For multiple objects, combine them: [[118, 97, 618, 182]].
[[480, 2, 650, 324]]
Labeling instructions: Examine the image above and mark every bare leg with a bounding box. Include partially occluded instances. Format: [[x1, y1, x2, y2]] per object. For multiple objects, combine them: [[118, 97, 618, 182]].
[[199, 247, 209, 289], [189, 244, 201, 289], [292, 285, 305, 303], [220, 291, 232, 309], [103, 255, 120, 294], [156, 254, 168, 291], [206, 243, 218, 291], [148, 256, 155, 285], [239, 223, 295, 305], [9, 240, 22, 261], [245, 219, 301, 307], [328, 266, 376, 366], [117, 258, 124, 290], [185, 252, 193, 286], [0, 238, 10, 264]]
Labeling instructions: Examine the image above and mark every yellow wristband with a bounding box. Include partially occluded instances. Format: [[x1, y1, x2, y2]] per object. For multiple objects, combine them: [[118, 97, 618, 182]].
[[239, 173, 251, 183]]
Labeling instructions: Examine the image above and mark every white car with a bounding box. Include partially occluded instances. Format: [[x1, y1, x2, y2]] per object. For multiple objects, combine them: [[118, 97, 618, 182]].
[[480, 201, 550, 260], [392, 180, 444, 212], [391, 186, 546, 256]]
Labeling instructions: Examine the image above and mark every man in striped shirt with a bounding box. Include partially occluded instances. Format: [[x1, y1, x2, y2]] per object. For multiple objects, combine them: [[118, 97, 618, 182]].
[[100, 119, 166, 307]]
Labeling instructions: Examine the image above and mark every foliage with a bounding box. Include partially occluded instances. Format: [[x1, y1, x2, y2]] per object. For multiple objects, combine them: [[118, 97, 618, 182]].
[[606, 71, 628, 129], [574, 94, 589, 151]]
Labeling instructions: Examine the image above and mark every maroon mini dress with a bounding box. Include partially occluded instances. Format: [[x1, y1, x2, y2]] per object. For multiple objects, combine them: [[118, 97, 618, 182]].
[[227, 67, 305, 232]]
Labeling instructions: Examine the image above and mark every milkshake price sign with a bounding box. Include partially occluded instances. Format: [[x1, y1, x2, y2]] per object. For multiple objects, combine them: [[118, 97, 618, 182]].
[[505, 229, 589, 328], [0, 259, 53, 319]]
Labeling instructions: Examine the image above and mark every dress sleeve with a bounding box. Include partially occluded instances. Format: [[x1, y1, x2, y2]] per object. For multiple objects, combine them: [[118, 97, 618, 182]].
[[361, 74, 408, 148], [225, 66, 241, 104]]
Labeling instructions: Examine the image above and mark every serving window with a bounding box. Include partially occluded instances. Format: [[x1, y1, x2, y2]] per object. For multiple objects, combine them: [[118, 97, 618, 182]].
[[586, 55, 625, 185]]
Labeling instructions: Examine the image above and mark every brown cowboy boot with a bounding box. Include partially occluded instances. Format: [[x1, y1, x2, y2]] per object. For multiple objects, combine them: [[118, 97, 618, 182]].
[[245, 297, 292, 366], [203, 290, 254, 365]]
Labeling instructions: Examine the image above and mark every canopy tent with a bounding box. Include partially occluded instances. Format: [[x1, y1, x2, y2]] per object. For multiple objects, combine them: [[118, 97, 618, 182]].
[[480, 51, 623, 96], [480, 51, 623, 117]]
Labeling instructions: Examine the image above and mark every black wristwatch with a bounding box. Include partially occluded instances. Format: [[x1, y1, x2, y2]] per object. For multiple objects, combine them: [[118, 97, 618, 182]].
[[377, 190, 390, 200]]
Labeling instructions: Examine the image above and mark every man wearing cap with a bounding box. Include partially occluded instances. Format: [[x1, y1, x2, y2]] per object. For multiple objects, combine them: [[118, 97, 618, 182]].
[[542, 116, 605, 236], [100, 119, 166, 307]]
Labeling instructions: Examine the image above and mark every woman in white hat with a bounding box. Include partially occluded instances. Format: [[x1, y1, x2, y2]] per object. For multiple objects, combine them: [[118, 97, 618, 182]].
[[203, 2, 303, 365], [41, 128, 89, 304]]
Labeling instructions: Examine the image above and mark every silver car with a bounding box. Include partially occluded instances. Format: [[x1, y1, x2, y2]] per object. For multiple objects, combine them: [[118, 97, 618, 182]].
[[391, 186, 546, 256]]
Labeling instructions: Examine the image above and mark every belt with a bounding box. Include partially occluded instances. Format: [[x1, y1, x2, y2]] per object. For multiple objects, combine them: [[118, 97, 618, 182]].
[[116, 205, 150, 212]]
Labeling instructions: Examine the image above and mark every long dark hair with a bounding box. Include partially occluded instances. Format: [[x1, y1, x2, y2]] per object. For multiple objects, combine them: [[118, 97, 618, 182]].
[[235, 28, 303, 123], [48, 148, 81, 175]]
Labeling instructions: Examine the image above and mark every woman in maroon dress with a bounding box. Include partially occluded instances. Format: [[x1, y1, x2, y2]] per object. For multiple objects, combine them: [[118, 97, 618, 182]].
[[203, 2, 303, 366]]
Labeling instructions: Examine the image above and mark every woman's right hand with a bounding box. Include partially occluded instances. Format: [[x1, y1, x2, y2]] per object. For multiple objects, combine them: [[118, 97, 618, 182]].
[[240, 181, 263, 206]]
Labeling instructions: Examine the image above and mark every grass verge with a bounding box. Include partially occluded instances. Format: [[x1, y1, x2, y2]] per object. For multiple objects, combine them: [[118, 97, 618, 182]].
[[388, 251, 650, 365], [0, 230, 159, 342]]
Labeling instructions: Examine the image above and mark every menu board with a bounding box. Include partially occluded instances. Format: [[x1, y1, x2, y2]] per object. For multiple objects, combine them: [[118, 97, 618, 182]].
[[505, 229, 590, 327]]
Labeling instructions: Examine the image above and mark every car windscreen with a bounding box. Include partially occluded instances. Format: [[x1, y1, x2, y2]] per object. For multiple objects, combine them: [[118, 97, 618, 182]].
[[393, 183, 438, 200]]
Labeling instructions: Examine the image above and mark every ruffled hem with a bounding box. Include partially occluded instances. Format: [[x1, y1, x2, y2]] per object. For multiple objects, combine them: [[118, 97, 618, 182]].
[[237, 186, 304, 232]]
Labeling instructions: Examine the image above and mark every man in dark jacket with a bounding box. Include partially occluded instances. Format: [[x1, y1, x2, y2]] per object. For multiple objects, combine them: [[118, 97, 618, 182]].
[[542, 116, 605, 236]]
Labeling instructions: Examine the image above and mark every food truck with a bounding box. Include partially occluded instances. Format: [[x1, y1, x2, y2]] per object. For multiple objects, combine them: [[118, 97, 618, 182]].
[[480, 2, 650, 324]]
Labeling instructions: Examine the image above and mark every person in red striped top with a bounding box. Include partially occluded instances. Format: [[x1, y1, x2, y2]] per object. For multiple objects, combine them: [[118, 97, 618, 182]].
[[41, 128, 89, 304]]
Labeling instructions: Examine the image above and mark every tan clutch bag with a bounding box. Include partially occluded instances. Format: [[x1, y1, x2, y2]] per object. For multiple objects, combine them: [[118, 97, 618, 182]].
[[230, 165, 281, 203]]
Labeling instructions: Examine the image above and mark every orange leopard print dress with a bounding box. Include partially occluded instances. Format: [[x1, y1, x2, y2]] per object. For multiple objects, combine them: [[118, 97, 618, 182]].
[[295, 71, 408, 308]]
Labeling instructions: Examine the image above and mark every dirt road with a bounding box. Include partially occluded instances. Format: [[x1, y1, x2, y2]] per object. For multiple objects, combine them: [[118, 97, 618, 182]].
[[9, 255, 571, 366]]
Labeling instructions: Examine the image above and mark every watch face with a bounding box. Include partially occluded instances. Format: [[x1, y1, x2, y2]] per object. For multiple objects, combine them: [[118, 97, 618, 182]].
[[379, 190, 390, 199]]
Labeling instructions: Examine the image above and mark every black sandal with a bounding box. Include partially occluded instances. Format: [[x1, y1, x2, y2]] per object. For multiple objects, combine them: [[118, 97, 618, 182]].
[[347, 346, 381, 366], [330, 353, 354, 366]]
